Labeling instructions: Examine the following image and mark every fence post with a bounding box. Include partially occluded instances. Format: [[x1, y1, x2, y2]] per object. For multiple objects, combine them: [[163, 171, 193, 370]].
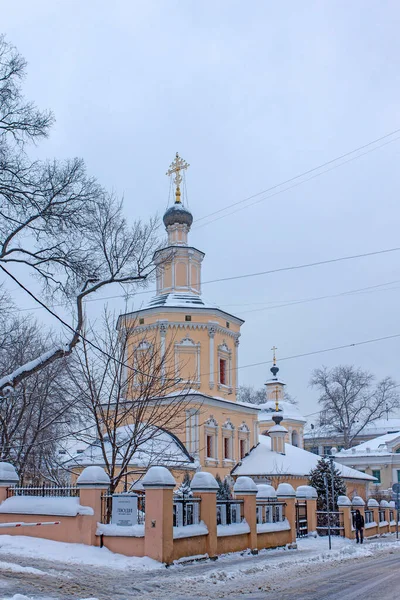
[[0, 462, 19, 503], [190, 472, 218, 560], [296, 485, 318, 536], [379, 500, 389, 533], [76, 466, 110, 545], [277, 483, 296, 546], [367, 498, 379, 535], [143, 466, 175, 565], [337, 495, 352, 539], [233, 476, 258, 554]]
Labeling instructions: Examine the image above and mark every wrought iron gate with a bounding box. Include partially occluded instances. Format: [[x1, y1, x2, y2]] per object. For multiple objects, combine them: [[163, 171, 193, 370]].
[[295, 501, 308, 537]]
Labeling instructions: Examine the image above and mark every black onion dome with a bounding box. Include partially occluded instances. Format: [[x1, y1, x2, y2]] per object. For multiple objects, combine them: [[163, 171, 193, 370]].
[[163, 203, 193, 228]]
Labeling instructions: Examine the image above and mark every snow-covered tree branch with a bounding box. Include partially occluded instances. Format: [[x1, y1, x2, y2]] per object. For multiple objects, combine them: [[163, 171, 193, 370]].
[[0, 35, 160, 393]]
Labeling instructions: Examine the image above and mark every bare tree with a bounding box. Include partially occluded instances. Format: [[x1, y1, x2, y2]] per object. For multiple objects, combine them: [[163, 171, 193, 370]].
[[0, 35, 159, 393], [0, 314, 80, 483], [310, 365, 400, 449], [66, 311, 198, 495], [237, 384, 297, 405]]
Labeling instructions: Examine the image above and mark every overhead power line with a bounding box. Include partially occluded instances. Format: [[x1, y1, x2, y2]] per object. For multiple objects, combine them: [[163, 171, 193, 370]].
[[202, 246, 400, 286], [194, 127, 400, 228], [12, 245, 400, 314]]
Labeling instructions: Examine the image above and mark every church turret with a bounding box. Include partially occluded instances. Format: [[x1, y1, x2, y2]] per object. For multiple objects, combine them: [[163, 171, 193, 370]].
[[268, 396, 288, 455], [265, 346, 286, 403], [154, 153, 204, 296]]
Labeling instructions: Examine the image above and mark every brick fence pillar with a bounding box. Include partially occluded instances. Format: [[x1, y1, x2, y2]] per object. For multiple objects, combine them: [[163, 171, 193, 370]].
[[77, 466, 110, 545], [338, 495, 353, 539], [234, 476, 258, 554], [143, 466, 175, 565], [190, 472, 218, 560], [277, 482, 296, 546], [367, 498, 379, 536], [0, 462, 19, 503]]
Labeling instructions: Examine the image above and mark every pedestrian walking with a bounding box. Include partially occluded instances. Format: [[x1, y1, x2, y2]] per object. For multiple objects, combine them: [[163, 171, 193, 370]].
[[353, 509, 364, 544]]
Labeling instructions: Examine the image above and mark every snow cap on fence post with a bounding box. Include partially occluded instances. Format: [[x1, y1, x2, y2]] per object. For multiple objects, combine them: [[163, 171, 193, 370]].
[[142, 466, 176, 489], [276, 483, 295, 498], [380, 499, 390, 508], [190, 472, 218, 493], [233, 476, 258, 495], [295, 485, 317, 499], [76, 466, 110, 489], [351, 496, 365, 507], [367, 498, 379, 508], [337, 495, 351, 507], [0, 462, 19, 486], [256, 484, 276, 499]]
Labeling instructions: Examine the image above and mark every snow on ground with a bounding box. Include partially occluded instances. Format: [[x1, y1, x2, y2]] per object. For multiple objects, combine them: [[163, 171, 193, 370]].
[[0, 535, 399, 600], [0, 535, 161, 571]]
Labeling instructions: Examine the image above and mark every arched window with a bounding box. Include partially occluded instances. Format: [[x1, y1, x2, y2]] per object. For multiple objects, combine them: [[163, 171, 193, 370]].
[[238, 422, 250, 459], [205, 416, 218, 463]]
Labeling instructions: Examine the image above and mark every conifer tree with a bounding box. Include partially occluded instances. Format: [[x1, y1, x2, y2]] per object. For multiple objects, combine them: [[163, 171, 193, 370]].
[[175, 472, 192, 497], [215, 474, 232, 500], [308, 458, 346, 510]]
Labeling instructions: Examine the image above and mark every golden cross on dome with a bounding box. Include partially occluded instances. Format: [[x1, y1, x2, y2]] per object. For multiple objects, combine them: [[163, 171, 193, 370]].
[[271, 345, 278, 365], [166, 152, 190, 204]]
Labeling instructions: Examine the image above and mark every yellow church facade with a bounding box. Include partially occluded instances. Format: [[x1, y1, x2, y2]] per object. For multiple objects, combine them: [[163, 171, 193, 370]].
[[117, 153, 259, 480]]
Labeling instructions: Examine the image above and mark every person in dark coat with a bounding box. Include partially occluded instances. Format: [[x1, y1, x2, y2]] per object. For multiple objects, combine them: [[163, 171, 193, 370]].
[[353, 509, 364, 543]]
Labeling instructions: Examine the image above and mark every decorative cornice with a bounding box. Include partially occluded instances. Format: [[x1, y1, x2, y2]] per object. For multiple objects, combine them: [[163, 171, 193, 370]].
[[130, 321, 239, 339]]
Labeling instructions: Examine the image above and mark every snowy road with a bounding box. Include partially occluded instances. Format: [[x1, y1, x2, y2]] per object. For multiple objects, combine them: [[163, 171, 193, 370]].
[[0, 535, 399, 599]]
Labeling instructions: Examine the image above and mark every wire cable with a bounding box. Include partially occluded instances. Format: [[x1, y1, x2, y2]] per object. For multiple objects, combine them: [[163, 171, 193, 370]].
[[194, 128, 400, 227]]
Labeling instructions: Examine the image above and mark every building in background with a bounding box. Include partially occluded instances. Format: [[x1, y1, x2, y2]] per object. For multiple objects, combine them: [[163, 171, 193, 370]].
[[334, 431, 400, 495], [304, 418, 400, 456]]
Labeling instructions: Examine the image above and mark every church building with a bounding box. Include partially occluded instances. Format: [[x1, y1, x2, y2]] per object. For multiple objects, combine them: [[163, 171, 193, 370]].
[[116, 153, 259, 480]]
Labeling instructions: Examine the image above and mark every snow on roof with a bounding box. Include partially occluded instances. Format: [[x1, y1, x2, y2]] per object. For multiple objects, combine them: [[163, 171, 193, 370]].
[[232, 435, 375, 481], [66, 424, 195, 470], [254, 400, 306, 424], [118, 292, 244, 324], [336, 431, 400, 457], [143, 292, 219, 310], [304, 418, 400, 440]]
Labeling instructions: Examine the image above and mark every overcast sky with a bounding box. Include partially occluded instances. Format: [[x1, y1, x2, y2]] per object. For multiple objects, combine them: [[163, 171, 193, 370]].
[[2, 1, 400, 419]]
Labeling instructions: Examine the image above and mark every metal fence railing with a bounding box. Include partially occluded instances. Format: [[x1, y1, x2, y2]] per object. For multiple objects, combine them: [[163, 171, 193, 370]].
[[173, 496, 201, 527], [364, 509, 374, 524], [256, 500, 286, 525], [316, 511, 344, 536], [216, 499, 243, 526], [7, 485, 79, 498]]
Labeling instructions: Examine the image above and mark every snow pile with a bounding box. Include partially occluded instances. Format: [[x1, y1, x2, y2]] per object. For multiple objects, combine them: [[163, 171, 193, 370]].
[[0, 497, 93, 516], [0, 535, 162, 570], [96, 523, 145, 537], [173, 522, 208, 539], [256, 518, 291, 533], [217, 521, 250, 537]]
